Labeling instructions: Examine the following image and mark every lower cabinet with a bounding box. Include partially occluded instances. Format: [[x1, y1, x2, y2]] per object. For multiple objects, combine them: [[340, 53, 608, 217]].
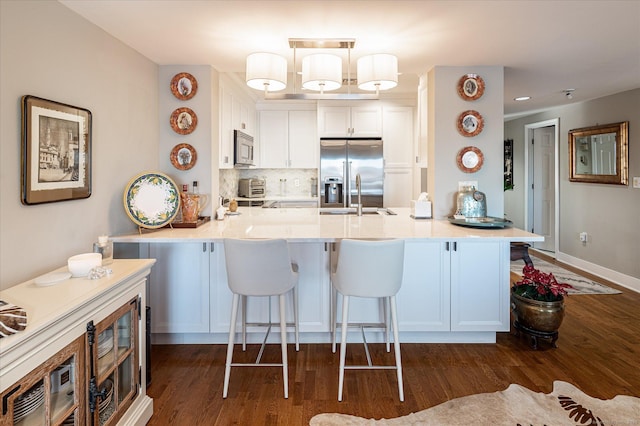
[[1, 335, 86, 425], [0, 274, 149, 426], [147, 242, 210, 333], [86, 298, 140, 426], [398, 240, 510, 332]]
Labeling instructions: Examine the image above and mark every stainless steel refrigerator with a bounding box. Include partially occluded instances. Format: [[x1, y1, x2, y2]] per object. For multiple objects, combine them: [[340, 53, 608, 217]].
[[320, 138, 384, 208]]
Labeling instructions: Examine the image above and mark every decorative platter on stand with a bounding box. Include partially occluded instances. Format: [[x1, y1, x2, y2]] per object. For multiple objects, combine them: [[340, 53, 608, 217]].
[[457, 110, 484, 137], [456, 146, 484, 173], [123, 172, 180, 229], [170, 72, 198, 100], [170, 107, 197, 135], [457, 73, 485, 101], [170, 143, 197, 170]]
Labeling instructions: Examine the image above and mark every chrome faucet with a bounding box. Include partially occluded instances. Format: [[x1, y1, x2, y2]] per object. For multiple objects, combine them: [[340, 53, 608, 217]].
[[355, 173, 362, 216]]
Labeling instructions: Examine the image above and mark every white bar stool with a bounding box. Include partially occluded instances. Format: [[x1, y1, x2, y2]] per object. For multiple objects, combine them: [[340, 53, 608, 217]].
[[331, 239, 405, 402], [222, 238, 299, 399]]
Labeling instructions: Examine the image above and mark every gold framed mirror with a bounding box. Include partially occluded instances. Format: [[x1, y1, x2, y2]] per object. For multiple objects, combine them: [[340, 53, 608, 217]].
[[568, 121, 628, 185]]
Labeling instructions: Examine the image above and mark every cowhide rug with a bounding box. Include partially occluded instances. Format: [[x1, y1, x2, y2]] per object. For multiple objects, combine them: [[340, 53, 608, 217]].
[[310, 381, 639, 425]]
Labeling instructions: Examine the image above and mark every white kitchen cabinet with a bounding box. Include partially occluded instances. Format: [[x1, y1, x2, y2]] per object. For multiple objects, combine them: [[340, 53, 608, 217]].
[[384, 167, 413, 208], [397, 241, 450, 330], [258, 109, 317, 168], [147, 242, 210, 333], [450, 240, 510, 331], [219, 76, 256, 169], [382, 106, 414, 168], [396, 240, 509, 332], [318, 104, 382, 137], [211, 242, 331, 335]]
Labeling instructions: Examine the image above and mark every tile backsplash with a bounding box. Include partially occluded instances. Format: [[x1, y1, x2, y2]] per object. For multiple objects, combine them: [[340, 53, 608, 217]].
[[220, 168, 318, 199]]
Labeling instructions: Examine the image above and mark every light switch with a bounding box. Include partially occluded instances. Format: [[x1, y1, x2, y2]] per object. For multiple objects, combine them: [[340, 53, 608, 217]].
[[633, 177, 640, 188]]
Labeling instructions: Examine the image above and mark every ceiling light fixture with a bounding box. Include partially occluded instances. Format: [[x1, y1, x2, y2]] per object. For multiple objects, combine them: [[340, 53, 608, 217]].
[[246, 38, 398, 100], [514, 96, 531, 101], [302, 53, 342, 93], [357, 54, 398, 94], [245, 52, 287, 94]]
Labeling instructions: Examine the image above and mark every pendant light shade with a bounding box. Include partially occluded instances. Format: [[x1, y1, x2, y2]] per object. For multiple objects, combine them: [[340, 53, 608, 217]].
[[246, 52, 287, 92], [357, 54, 398, 91], [302, 53, 342, 92]]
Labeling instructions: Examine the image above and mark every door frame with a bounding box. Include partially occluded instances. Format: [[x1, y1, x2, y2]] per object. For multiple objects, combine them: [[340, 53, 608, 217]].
[[524, 118, 559, 255]]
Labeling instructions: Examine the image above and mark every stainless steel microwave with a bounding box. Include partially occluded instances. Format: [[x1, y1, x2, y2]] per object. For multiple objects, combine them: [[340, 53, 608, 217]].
[[234, 130, 254, 167]]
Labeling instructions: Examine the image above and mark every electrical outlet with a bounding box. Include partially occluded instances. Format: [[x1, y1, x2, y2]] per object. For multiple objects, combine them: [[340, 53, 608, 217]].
[[580, 232, 588, 242], [633, 177, 640, 188], [294, 179, 300, 187]]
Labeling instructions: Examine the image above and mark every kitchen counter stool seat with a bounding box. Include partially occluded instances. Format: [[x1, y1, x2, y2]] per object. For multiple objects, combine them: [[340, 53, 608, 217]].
[[222, 238, 299, 399], [331, 239, 405, 402]]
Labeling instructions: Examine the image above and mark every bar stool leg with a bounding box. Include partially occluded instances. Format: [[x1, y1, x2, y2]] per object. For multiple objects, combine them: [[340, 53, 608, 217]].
[[332, 287, 338, 353], [293, 286, 300, 351], [383, 297, 390, 352], [279, 294, 289, 399], [390, 295, 404, 402], [223, 293, 240, 398], [338, 295, 350, 401], [241, 295, 247, 351]]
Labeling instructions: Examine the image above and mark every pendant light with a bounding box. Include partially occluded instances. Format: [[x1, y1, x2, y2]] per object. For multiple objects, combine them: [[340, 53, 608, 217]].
[[357, 54, 398, 93], [245, 52, 287, 93], [301, 53, 342, 93]]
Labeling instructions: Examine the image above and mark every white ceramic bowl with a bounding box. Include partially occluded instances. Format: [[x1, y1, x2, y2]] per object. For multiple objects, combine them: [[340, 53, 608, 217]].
[[67, 253, 102, 277]]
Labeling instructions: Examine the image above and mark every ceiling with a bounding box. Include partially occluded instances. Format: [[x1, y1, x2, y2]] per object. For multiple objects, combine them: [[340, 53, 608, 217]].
[[59, 0, 640, 119]]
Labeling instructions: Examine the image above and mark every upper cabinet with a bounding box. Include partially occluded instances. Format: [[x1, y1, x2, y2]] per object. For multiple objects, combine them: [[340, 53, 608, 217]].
[[317, 104, 382, 138], [382, 105, 414, 168], [219, 75, 256, 169], [258, 106, 317, 168]]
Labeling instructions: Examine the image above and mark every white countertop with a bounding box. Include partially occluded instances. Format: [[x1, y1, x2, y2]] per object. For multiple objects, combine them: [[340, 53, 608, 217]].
[[112, 207, 543, 243]]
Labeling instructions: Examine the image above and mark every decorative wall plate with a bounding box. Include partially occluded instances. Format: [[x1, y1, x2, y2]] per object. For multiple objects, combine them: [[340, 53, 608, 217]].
[[170, 107, 197, 135], [170, 143, 197, 170], [457, 110, 484, 137], [170, 72, 198, 100], [457, 73, 485, 101], [456, 146, 484, 173], [123, 172, 180, 229]]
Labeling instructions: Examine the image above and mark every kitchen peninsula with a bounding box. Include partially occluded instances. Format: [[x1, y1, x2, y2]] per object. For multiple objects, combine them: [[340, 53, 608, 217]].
[[113, 207, 542, 345]]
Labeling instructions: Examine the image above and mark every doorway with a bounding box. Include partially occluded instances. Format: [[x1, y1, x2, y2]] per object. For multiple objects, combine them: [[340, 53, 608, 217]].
[[524, 119, 559, 255]]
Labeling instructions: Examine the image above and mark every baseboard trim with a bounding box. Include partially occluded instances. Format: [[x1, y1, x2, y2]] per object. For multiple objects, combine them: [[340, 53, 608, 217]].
[[555, 251, 640, 294]]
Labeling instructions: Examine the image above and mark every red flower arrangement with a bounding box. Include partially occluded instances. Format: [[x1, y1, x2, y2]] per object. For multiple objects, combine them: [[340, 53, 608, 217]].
[[512, 265, 574, 302]]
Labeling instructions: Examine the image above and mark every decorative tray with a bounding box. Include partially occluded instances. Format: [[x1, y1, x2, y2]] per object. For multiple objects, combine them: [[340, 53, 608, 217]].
[[448, 216, 513, 229], [164, 216, 211, 228]]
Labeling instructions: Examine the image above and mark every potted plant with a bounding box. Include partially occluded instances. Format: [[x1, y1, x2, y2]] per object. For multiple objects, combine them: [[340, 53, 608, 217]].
[[511, 265, 573, 333]]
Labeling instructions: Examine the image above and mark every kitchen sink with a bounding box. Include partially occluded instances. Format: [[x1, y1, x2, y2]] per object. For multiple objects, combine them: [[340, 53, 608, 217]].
[[319, 207, 396, 216]]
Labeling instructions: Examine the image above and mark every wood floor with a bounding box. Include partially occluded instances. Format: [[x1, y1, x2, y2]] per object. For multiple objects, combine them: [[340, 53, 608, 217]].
[[146, 253, 640, 425]]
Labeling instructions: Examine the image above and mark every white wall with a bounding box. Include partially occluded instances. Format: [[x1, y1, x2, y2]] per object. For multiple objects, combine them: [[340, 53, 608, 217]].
[[504, 88, 640, 282], [427, 66, 504, 219], [0, 1, 159, 289]]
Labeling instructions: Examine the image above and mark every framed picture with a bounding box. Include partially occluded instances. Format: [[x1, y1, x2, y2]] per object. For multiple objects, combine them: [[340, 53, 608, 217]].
[[504, 139, 514, 190], [21, 95, 92, 205]]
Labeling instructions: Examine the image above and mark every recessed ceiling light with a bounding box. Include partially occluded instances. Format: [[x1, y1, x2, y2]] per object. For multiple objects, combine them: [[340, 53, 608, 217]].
[[514, 96, 531, 101]]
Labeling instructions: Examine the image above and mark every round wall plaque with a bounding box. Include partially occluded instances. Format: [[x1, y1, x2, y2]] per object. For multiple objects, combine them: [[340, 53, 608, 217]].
[[456, 146, 484, 173], [170, 72, 198, 100], [457, 110, 484, 137], [170, 143, 197, 170], [170, 107, 197, 135], [457, 73, 485, 101]]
